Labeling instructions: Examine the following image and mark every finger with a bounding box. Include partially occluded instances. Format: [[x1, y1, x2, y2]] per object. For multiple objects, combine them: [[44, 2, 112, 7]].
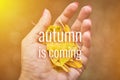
[[78, 27, 91, 71], [26, 9, 51, 41], [76, 19, 91, 46], [71, 5, 92, 31], [54, 2, 79, 25], [81, 19, 91, 33], [32, 9, 51, 34], [80, 19, 91, 57], [81, 45, 90, 58], [82, 31, 91, 48], [80, 54, 88, 68]]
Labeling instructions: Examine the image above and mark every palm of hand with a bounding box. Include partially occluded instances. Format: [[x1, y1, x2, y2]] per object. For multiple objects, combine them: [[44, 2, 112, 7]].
[[20, 2, 92, 80], [22, 41, 80, 80]]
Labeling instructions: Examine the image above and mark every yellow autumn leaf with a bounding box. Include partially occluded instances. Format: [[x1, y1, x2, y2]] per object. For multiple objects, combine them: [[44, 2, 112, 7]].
[[43, 25, 82, 72]]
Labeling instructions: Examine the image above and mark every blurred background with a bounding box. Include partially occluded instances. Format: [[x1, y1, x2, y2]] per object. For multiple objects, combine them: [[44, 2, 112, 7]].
[[0, 0, 120, 80]]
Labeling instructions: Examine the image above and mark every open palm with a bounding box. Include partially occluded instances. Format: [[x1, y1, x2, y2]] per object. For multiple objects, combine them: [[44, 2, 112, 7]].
[[19, 2, 92, 80]]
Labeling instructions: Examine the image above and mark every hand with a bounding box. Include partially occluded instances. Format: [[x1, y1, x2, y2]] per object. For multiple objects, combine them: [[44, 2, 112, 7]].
[[19, 2, 92, 80]]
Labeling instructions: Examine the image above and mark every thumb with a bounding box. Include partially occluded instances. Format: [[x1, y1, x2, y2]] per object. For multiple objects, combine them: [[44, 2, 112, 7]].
[[30, 9, 51, 36], [35, 9, 51, 32]]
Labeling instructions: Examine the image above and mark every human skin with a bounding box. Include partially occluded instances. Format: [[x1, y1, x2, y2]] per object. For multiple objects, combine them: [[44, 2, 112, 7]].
[[19, 2, 92, 80]]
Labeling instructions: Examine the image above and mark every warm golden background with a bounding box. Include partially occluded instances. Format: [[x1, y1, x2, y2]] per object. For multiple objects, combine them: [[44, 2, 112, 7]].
[[0, 0, 120, 80]]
